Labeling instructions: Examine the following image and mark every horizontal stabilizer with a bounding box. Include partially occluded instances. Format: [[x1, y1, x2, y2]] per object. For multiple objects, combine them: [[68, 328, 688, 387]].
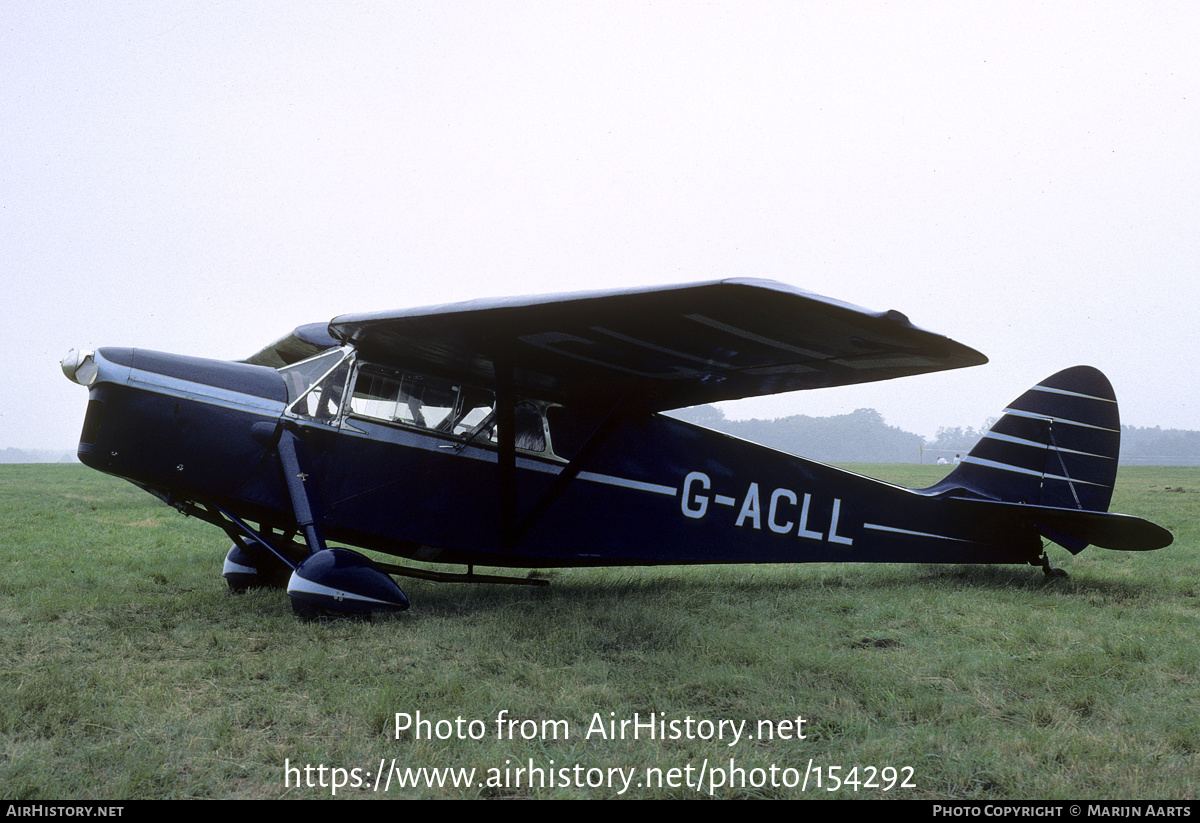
[[949, 498, 1173, 553]]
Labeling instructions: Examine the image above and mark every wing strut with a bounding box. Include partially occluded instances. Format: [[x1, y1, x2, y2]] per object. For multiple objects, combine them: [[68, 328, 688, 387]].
[[493, 357, 632, 551], [495, 360, 518, 551], [513, 397, 631, 545]]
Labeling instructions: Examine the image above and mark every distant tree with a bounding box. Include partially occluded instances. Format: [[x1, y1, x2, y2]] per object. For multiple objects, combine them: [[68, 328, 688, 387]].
[[664, 409, 1200, 465], [0, 448, 76, 464], [708, 407, 924, 463], [924, 418, 996, 455], [926, 426, 978, 452], [667, 405, 727, 427], [1120, 425, 1200, 465]]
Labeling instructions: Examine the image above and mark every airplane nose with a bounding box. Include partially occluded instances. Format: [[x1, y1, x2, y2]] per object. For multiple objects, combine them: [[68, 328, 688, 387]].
[[61, 348, 97, 386]]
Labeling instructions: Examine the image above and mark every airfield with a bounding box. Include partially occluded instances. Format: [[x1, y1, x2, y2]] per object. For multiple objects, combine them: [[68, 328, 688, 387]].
[[1, 462, 1196, 799]]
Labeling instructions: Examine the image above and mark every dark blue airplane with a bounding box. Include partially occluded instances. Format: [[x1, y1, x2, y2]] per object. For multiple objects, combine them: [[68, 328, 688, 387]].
[[60, 280, 1172, 617]]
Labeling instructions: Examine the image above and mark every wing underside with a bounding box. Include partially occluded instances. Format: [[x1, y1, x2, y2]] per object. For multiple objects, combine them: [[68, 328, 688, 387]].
[[265, 279, 987, 410]]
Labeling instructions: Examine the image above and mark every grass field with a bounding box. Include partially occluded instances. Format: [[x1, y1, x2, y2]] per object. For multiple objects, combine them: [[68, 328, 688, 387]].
[[1, 463, 1197, 799]]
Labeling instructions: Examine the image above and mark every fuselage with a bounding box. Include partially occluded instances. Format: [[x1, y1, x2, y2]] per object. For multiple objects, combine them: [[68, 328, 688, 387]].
[[64, 346, 1044, 570], [70, 347, 285, 506]]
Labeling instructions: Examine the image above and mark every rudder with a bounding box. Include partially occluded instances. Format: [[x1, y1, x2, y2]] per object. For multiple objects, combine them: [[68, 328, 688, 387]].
[[937, 366, 1120, 513]]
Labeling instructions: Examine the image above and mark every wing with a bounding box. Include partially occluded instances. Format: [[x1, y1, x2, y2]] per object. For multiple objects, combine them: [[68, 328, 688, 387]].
[[323, 279, 986, 412], [242, 323, 339, 368]]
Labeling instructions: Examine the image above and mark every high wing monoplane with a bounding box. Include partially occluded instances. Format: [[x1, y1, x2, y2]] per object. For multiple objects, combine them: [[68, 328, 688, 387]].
[[61, 279, 1173, 617]]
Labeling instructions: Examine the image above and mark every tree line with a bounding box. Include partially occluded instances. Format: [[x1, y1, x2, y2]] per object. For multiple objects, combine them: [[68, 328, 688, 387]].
[[668, 407, 1200, 465]]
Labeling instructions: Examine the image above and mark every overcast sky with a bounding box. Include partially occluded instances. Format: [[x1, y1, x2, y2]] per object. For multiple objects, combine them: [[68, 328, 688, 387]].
[[5, 2, 1197, 452]]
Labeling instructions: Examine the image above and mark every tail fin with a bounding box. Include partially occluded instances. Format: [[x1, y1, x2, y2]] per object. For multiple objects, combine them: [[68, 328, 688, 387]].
[[934, 366, 1171, 553], [938, 366, 1120, 512]]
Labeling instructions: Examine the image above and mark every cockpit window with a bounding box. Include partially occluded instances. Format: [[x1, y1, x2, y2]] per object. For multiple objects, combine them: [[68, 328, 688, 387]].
[[279, 348, 350, 405], [279, 348, 354, 421]]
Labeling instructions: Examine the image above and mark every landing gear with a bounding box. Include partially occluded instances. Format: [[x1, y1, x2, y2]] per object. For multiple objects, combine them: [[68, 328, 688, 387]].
[[216, 519, 412, 621], [222, 541, 293, 591], [1037, 551, 1069, 579], [217, 426, 409, 617], [222, 537, 409, 617], [287, 547, 409, 617]]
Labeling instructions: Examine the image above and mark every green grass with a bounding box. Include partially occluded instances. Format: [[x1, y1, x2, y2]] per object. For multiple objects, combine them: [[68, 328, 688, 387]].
[[1, 464, 1198, 799]]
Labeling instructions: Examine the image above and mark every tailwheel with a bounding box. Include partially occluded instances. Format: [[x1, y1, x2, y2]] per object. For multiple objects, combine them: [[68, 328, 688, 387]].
[[1037, 551, 1069, 579]]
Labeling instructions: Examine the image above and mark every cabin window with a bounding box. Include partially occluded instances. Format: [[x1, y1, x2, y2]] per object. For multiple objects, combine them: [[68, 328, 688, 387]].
[[513, 401, 547, 452], [349, 366, 495, 438], [347, 363, 558, 456]]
